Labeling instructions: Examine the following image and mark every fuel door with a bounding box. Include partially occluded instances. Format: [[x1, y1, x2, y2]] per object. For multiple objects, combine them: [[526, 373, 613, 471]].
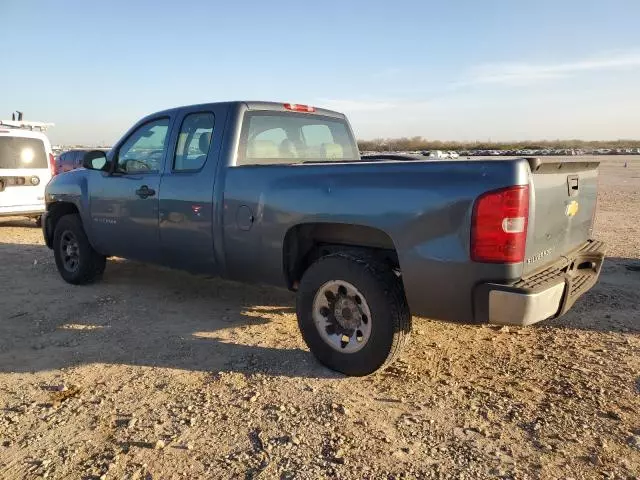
[[236, 205, 254, 231]]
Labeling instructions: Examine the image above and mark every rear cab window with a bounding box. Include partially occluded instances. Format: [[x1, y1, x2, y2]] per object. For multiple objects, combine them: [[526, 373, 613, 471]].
[[236, 112, 358, 166], [0, 136, 48, 169]]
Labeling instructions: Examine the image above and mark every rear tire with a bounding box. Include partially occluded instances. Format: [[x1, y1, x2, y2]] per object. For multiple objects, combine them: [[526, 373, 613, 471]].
[[296, 253, 411, 376], [53, 214, 106, 285]]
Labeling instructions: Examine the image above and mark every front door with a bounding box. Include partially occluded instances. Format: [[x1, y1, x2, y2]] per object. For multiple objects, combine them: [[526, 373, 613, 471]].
[[89, 117, 170, 262]]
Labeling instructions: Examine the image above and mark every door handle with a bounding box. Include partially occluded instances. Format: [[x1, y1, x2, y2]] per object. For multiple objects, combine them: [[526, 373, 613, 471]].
[[135, 185, 156, 199]]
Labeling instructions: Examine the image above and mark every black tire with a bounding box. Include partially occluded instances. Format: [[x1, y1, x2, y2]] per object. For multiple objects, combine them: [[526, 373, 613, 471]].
[[296, 253, 411, 376], [53, 214, 106, 285]]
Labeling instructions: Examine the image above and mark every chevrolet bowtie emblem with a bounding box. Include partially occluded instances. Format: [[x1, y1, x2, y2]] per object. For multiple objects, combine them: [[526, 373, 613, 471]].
[[565, 200, 579, 217]]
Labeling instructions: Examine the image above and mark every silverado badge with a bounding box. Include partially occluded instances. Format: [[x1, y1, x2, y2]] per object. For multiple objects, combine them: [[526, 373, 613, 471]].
[[565, 200, 579, 217]]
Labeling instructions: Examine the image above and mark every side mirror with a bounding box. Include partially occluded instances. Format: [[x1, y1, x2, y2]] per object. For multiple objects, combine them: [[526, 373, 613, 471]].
[[82, 150, 110, 171]]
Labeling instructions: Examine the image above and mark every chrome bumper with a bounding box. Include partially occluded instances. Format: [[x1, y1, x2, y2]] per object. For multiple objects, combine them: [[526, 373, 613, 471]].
[[474, 240, 606, 326], [488, 281, 565, 326]]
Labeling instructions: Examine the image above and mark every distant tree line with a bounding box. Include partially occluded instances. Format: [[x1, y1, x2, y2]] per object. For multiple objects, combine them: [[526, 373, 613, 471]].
[[357, 136, 640, 151]]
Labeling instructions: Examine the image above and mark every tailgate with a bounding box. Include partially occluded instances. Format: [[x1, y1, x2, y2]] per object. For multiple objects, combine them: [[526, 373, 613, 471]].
[[523, 158, 599, 275]]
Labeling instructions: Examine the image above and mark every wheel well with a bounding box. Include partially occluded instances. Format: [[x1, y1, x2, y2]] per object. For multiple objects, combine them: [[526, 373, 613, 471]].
[[44, 202, 79, 248], [283, 223, 399, 289]]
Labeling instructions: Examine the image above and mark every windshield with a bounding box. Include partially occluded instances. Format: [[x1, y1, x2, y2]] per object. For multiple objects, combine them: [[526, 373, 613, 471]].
[[0, 136, 48, 169], [237, 112, 359, 165]]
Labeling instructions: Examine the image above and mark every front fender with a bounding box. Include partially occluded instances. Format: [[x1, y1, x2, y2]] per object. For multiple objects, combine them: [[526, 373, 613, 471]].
[[44, 171, 93, 245]]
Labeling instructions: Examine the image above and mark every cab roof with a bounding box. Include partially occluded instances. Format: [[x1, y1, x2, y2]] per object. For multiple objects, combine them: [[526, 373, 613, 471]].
[[149, 101, 347, 120]]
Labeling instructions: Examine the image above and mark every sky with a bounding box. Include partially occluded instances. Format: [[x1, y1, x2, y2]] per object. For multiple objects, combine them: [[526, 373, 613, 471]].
[[2, 0, 640, 145]]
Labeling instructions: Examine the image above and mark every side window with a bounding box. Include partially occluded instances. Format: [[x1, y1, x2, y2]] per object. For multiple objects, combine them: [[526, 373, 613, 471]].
[[173, 112, 215, 171], [117, 118, 169, 174]]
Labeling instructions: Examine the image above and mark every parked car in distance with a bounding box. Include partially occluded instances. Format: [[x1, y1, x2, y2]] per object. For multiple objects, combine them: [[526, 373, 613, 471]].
[[428, 150, 449, 159], [42, 101, 606, 376], [57, 148, 110, 173], [0, 120, 55, 225], [56, 149, 89, 173]]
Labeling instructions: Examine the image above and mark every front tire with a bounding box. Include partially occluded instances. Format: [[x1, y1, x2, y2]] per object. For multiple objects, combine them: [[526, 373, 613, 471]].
[[296, 254, 411, 376], [53, 214, 106, 285]]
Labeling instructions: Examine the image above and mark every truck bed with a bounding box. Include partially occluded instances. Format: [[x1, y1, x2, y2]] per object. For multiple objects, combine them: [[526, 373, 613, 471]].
[[222, 155, 601, 324]]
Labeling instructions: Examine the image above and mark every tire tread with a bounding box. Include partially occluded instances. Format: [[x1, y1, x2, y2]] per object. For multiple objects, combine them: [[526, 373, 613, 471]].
[[53, 214, 106, 285], [297, 251, 411, 375]]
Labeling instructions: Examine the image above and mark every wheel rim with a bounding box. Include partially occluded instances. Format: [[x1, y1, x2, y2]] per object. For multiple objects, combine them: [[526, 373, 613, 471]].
[[312, 280, 372, 353], [60, 230, 80, 273]]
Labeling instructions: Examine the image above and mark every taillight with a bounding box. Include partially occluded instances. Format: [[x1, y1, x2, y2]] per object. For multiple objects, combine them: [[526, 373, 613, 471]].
[[284, 103, 316, 113], [48, 153, 58, 176], [471, 185, 529, 263]]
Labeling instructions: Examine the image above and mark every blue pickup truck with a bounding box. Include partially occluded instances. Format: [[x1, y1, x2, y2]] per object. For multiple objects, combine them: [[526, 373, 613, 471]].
[[42, 101, 605, 375]]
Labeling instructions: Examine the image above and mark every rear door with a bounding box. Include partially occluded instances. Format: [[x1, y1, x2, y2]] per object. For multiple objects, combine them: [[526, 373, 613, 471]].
[[524, 159, 599, 274], [0, 134, 50, 212], [158, 104, 228, 273], [88, 117, 171, 262]]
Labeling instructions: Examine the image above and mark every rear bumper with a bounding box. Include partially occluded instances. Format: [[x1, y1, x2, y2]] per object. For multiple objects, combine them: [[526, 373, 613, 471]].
[[474, 240, 606, 326]]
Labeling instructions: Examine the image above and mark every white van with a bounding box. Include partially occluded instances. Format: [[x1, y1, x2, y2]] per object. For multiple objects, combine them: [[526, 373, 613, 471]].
[[428, 150, 449, 159], [0, 122, 55, 225]]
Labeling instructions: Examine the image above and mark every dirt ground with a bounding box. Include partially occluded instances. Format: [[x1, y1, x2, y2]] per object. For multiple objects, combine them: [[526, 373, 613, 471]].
[[1, 157, 639, 480]]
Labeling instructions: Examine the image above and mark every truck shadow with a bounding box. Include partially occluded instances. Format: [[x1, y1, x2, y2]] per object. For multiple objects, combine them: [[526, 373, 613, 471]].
[[542, 257, 640, 334], [0, 240, 637, 376], [0, 217, 40, 228], [0, 241, 338, 378]]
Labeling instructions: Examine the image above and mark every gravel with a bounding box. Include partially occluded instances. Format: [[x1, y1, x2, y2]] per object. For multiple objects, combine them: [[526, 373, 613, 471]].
[[0, 157, 638, 479]]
